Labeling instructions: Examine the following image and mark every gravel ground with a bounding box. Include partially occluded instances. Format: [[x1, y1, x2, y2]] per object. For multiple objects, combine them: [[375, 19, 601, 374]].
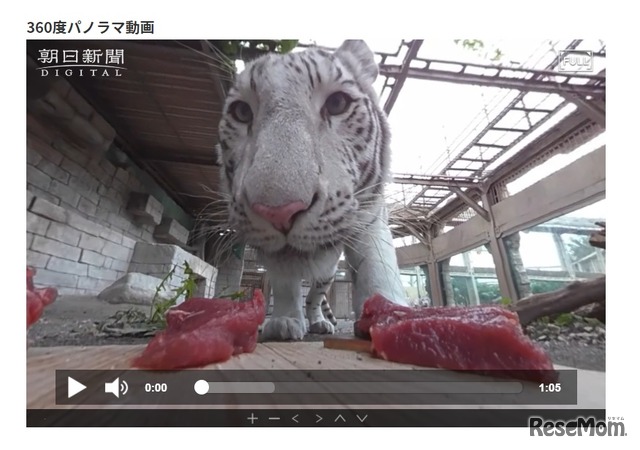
[[27, 295, 605, 372]]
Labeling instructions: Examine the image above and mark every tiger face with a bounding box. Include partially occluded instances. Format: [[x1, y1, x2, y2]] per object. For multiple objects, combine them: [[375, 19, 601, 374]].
[[217, 40, 391, 257]]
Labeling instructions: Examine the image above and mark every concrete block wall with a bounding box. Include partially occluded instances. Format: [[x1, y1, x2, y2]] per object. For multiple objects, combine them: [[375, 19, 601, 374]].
[[28, 196, 137, 295], [26, 80, 179, 295], [128, 243, 218, 302], [27, 117, 158, 245]]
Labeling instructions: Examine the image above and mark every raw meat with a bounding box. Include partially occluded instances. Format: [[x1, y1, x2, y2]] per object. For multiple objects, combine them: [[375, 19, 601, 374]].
[[132, 290, 265, 370], [357, 294, 557, 383], [27, 267, 58, 329], [355, 293, 518, 338]]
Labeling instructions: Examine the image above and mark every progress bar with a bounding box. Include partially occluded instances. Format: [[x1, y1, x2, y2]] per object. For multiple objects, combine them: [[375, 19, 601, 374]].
[[193, 380, 523, 395], [55, 369, 577, 405]]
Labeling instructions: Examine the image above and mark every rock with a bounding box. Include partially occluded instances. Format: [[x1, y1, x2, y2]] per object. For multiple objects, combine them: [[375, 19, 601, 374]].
[[97, 273, 173, 306], [546, 324, 561, 334], [537, 334, 549, 341], [576, 332, 593, 340], [583, 326, 594, 332]]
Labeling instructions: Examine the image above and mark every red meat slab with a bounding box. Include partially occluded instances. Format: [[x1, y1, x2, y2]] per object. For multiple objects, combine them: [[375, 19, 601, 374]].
[[132, 290, 265, 370], [355, 293, 518, 338], [357, 294, 557, 383], [27, 267, 57, 329]]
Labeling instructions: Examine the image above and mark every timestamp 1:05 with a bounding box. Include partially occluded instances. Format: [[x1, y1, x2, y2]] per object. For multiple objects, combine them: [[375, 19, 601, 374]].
[[144, 382, 168, 393], [539, 383, 562, 392]]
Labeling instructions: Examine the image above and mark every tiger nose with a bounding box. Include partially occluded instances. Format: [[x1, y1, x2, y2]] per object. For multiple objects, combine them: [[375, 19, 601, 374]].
[[251, 201, 308, 233]]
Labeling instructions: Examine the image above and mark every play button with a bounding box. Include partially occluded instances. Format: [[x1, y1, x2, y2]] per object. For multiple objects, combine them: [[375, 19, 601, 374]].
[[67, 377, 86, 398]]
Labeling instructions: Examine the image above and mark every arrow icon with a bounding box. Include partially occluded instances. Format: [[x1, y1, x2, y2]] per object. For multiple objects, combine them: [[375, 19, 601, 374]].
[[335, 414, 346, 423], [291, 414, 299, 424], [67, 377, 86, 398], [356, 414, 368, 423], [315, 414, 323, 423]]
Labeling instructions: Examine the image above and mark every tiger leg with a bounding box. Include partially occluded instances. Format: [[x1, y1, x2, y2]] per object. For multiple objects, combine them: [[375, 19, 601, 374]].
[[306, 276, 337, 334], [261, 276, 307, 341], [345, 210, 409, 318]]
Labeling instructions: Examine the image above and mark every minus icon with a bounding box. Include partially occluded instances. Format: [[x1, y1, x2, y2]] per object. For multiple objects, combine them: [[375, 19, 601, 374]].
[[268, 417, 280, 420]]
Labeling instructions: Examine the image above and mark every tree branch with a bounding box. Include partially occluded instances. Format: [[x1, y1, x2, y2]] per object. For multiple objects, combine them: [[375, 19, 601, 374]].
[[511, 276, 605, 326]]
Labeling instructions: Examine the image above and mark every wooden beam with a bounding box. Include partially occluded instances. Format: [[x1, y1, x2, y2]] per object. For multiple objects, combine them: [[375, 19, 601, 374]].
[[450, 186, 489, 221], [482, 191, 518, 302], [589, 221, 606, 249], [568, 95, 606, 128]]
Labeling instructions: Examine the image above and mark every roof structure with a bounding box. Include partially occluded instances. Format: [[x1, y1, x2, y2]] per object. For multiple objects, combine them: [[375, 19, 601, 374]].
[[373, 39, 606, 238], [26, 38, 606, 244]]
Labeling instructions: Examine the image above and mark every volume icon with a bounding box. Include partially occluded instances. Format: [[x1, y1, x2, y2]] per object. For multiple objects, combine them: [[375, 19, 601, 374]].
[[105, 377, 129, 398]]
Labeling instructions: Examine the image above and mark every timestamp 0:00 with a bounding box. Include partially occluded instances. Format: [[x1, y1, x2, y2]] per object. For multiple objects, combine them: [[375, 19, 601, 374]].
[[145, 382, 168, 393]]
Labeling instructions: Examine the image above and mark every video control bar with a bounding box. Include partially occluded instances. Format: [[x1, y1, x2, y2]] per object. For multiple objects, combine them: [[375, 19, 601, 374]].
[[54, 370, 577, 406]]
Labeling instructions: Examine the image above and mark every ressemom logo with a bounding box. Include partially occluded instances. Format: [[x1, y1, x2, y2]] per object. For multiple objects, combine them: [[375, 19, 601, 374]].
[[529, 416, 627, 437]]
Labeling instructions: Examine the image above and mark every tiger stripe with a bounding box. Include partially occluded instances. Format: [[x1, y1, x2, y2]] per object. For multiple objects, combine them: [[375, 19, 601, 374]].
[[308, 55, 322, 85], [305, 275, 338, 327], [300, 57, 315, 89]]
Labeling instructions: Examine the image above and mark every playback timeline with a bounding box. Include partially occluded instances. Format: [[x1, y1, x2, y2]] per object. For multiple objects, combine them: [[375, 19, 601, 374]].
[[54, 369, 578, 405]]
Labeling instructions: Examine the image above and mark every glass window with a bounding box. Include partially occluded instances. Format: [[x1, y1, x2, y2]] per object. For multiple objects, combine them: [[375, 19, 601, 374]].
[[476, 277, 501, 305], [438, 243, 499, 306], [504, 199, 605, 299], [449, 253, 465, 267], [400, 266, 431, 306], [518, 231, 564, 271]]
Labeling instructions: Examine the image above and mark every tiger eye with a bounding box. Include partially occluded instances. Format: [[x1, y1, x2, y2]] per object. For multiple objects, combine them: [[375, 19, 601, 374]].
[[228, 101, 253, 123], [324, 92, 352, 116]]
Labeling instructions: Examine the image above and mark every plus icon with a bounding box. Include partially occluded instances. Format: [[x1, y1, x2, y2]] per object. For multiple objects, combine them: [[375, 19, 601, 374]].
[[247, 413, 258, 425]]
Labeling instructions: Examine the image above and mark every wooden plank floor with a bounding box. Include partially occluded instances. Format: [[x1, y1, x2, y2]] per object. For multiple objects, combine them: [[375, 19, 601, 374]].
[[27, 342, 605, 410]]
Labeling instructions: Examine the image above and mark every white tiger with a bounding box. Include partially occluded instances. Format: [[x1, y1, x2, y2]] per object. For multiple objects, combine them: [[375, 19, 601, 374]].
[[217, 40, 409, 341]]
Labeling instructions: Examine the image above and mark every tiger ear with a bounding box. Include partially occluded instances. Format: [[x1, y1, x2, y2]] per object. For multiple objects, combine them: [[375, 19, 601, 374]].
[[335, 40, 378, 85]]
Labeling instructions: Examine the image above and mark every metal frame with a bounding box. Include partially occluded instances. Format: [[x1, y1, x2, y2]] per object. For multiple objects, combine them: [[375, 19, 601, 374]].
[[398, 40, 592, 212], [382, 40, 424, 115], [299, 40, 606, 306], [379, 60, 605, 96]]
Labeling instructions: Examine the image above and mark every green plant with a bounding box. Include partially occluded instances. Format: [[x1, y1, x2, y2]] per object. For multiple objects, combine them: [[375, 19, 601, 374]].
[[219, 291, 247, 300], [149, 261, 199, 326], [553, 312, 575, 327], [215, 286, 249, 301], [454, 39, 504, 62]]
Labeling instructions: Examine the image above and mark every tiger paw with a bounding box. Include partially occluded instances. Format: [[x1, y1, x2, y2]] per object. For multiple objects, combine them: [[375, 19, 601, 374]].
[[308, 320, 335, 335], [260, 317, 306, 341]]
